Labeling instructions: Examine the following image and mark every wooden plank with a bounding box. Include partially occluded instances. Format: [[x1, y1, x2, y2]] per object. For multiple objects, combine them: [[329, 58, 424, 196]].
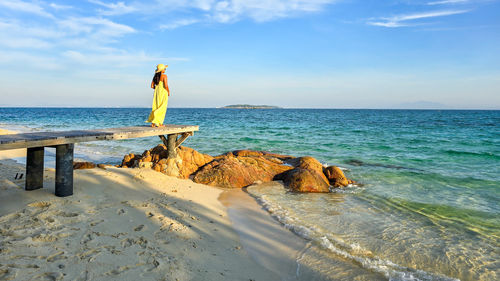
[[175, 132, 193, 148], [0, 125, 199, 151], [158, 135, 168, 147]]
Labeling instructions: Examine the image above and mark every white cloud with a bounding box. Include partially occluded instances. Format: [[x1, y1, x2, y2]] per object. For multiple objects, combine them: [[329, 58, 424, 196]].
[[0, 16, 136, 51], [0, 0, 54, 18], [57, 17, 135, 39], [160, 19, 199, 30], [0, 19, 63, 38], [49, 3, 72, 10], [88, 0, 138, 16], [202, 0, 338, 23], [62, 49, 189, 66], [83, 0, 338, 28], [0, 50, 62, 70], [428, 0, 469, 5], [0, 36, 53, 48], [0, 12, 158, 74], [0, 19, 62, 49], [193, 0, 214, 11], [368, 10, 469, 28]]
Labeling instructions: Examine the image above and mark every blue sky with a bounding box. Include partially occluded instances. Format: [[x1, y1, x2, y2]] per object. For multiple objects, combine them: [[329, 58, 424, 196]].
[[0, 0, 498, 108]]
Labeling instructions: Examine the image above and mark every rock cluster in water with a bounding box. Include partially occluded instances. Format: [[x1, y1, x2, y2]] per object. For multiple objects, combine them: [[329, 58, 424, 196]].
[[120, 145, 354, 192]]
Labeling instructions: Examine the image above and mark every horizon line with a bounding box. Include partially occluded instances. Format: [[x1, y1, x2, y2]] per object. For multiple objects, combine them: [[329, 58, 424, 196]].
[[0, 106, 499, 110]]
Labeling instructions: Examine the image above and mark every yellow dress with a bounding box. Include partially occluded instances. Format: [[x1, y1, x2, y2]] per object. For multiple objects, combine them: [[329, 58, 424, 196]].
[[146, 80, 169, 125]]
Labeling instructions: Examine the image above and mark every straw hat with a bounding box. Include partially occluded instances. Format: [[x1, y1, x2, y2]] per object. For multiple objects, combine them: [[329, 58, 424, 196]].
[[155, 64, 168, 73]]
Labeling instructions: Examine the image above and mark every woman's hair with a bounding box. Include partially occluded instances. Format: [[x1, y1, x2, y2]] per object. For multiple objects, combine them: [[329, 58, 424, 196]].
[[152, 72, 162, 86]]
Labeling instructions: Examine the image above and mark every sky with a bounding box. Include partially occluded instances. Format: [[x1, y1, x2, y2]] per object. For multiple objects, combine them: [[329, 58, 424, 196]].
[[0, 0, 499, 109]]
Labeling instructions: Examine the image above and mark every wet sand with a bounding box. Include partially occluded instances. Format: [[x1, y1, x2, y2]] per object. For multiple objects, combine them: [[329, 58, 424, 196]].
[[220, 187, 310, 280]]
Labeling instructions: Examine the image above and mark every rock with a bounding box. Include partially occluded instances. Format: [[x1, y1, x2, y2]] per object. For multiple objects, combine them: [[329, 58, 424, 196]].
[[296, 156, 329, 183], [282, 168, 330, 193], [296, 156, 324, 171], [150, 144, 169, 161], [163, 157, 182, 177], [138, 162, 153, 169], [193, 155, 293, 188], [73, 161, 96, 169], [140, 150, 152, 163], [150, 146, 214, 178], [118, 145, 356, 192], [152, 163, 161, 172], [324, 166, 349, 187], [177, 146, 214, 178], [120, 145, 213, 178], [97, 164, 109, 170], [220, 150, 293, 160], [121, 153, 140, 168]]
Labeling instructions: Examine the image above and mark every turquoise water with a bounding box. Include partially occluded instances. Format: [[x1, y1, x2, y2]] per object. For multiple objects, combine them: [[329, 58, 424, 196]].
[[0, 108, 499, 280]]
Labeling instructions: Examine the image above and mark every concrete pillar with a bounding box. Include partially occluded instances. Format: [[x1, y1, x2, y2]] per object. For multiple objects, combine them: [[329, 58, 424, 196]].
[[26, 147, 44, 190], [55, 144, 74, 197]]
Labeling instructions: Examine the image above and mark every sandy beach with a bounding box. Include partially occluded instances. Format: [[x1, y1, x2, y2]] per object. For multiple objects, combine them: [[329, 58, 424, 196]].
[[0, 129, 25, 160], [0, 129, 314, 281]]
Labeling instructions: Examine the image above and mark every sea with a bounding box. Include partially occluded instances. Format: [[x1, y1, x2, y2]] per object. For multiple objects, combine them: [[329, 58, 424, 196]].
[[0, 107, 498, 281]]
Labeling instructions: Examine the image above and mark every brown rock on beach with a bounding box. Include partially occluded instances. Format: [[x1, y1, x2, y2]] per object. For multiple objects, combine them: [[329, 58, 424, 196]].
[[177, 146, 214, 178], [295, 156, 329, 183], [192, 154, 293, 188], [119, 145, 355, 192], [324, 166, 349, 187], [121, 153, 141, 168], [97, 164, 109, 170], [221, 149, 294, 160], [281, 168, 330, 193], [120, 145, 213, 178], [73, 161, 96, 169]]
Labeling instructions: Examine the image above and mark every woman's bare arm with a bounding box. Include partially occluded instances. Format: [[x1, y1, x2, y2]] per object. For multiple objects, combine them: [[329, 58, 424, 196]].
[[151, 79, 155, 89]]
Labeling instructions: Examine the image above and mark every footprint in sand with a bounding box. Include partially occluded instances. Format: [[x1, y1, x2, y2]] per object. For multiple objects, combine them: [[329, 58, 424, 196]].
[[120, 237, 148, 249], [79, 248, 101, 261], [89, 220, 104, 227], [134, 224, 145, 231], [144, 258, 160, 272], [55, 211, 79, 218], [44, 217, 55, 223], [105, 264, 139, 276], [117, 208, 126, 215], [81, 233, 94, 244], [32, 233, 58, 242], [32, 271, 64, 281], [46, 251, 65, 262], [27, 201, 52, 208], [0, 268, 17, 281]]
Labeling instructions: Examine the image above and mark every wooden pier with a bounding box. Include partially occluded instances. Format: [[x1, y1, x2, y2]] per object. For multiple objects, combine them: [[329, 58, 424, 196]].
[[0, 125, 199, 197]]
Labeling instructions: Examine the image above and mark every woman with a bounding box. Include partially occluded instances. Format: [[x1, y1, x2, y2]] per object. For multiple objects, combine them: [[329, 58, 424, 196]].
[[146, 64, 170, 127]]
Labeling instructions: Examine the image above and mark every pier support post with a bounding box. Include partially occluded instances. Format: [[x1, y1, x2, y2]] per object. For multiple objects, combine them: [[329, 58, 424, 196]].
[[159, 134, 179, 159], [166, 134, 178, 159], [55, 144, 74, 197], [26, 147, 44, 190], [159, 132, 193, 159]]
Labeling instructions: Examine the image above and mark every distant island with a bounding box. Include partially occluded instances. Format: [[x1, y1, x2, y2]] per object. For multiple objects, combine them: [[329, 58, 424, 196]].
[[221, 104, 281, 109]]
